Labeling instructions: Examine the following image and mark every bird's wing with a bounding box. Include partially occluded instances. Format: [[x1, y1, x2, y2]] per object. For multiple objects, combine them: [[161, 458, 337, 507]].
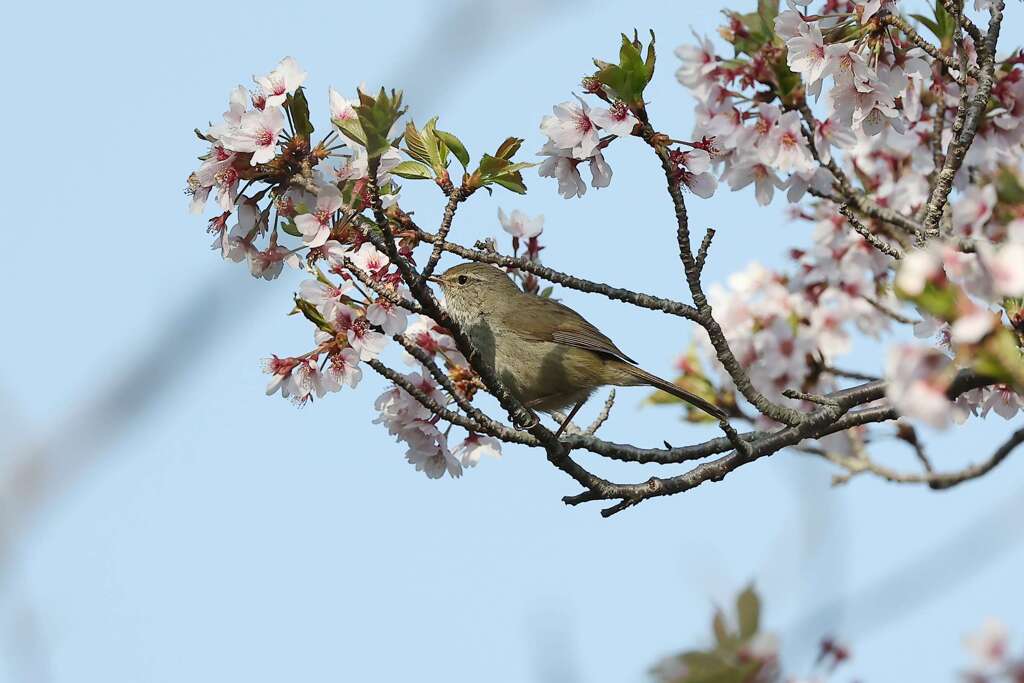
[[511, 294, 638, 365]]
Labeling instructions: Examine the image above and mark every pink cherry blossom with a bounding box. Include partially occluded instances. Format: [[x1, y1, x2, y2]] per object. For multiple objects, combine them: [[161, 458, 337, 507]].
[[813, 118, 856, 166], [978, 243, 1024, 297], [404, 423, 462, 479], [366, 297, 409, 336], [322, 348, 362, 391], [299, 278, 353, 316], [540, 99, 600, 159], [885, 344, 956, 429], [453, 434, 502, 467], [774, 10, 809, 41], [769, 111, 816, 173], [538, 143, 587, 199], [222, 106, 286, 165], [722, 154, 787, 206], [347, 241, 391, 277], [895, 247, 943, 296], [347, 316, 389, 361], [963, 617, 1008, 668], [254, 56, 307, 108], [498, 208, 544, 239], [589, 101, 638, 137], [675, 32, 718, 100], [294, 185, 342, 248]]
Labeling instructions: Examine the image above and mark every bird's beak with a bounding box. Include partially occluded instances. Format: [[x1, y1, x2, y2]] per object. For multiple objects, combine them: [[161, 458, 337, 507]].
[[426, 275, 443, 285]]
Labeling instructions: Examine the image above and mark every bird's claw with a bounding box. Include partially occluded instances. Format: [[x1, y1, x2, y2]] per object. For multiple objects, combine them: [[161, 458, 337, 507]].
[[512, 410, 539, 431]]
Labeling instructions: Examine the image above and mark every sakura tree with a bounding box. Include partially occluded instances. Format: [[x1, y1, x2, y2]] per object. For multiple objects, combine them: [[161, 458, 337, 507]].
[[187, 0, 1024, 516]]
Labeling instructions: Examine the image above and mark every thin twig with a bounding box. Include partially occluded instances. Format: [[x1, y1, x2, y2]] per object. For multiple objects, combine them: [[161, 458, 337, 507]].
[[839, 204, 904, 260], [881, 14, 978, 85]]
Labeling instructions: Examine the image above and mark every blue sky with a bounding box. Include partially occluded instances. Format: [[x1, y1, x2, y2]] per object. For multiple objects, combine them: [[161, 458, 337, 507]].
[[2, 1, 1023, 681]]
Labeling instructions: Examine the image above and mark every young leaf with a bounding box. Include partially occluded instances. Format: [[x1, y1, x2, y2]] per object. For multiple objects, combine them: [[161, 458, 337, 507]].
[[337, 118, 367, 147], [495, 136, 524, 160], [293, 297, 335, 334], [287, 87, 315, 140], [403, 121, 431, 163], [435, 129, 470, 170], [355, 87, 406, 160], [281, 219, 302, 237], [390, 160, 434, 180], [736, 585, 760, 639]]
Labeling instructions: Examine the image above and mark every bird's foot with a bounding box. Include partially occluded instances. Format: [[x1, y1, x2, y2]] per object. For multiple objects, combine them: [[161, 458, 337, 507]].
[[512, 410, 540, 431]]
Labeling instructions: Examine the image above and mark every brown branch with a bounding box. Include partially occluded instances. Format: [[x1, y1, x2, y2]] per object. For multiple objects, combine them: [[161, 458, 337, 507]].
[[642, 124, 805, 426], [818, 426, 1024, 489], [881, 14, 979, 85], [922, 0, 1005, 237], [838, 204, 904, 260], [940, 0, 986, 44], [419, 187, 464, 282], [408, 225, 702, 321], [795, 103, 924, 238], [343, 258, 425, 314]]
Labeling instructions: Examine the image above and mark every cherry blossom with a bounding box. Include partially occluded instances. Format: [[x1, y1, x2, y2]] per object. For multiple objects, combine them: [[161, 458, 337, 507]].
[[538, 143, 587, 198], [768, 111, 816, 173], [722, 155, 787, 206], [453, 434, 502, 467], [589, 101, 639, 137], [254, 56, 307, 108], [294, 185, 342, 248], [322, 348, 362, 391], [366, 297, 409, 336], [222, 106, 286, 165], [498, 208, 544, 239], [540, 99, 600, 159], [347, 241, 391, 277], [885, 345, 956, 429], [675, 32, 718, 99], [963, 617, 1009, 669], [299, 278, 353, 316]]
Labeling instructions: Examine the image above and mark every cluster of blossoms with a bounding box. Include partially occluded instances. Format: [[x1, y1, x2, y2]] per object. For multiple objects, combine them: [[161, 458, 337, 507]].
[[537, 96, 636, 198], [667, 0, 1024, 431], [187, 57, 547, 478], [962, 617, 1024, 681]]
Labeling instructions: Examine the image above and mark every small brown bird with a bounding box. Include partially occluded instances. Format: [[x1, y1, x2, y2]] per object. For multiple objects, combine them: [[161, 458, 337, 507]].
[[428, 262, 726, 436]]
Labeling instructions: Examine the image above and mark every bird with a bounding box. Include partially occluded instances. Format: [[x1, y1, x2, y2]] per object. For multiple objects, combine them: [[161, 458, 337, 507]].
[[428, 262, 726, 437]]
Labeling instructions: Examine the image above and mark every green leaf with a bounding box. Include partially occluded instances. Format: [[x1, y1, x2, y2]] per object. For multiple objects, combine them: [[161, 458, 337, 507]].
[[539, 286, 554, 298], [758, 0, 780, 27], [281, 220, 302, 237], [403, 121, 431, 163], [355, 87, 406, 160], [996, 166, 1024, 205], [435, 129, 470, 169], [910, 14, 940, 38], [293, 297, 335, 334], [736, 585, 760, 639], [423, 117, 450, 172], [495, 136, 524, 160], [337, 117, 367, 147], [595, 32, 654, 107], [712, 608, 731, 645], [644, 29, 657, 81], [287, 87, 315, 140], [390, 160, 434, 180], [490, 174, 528, 194]]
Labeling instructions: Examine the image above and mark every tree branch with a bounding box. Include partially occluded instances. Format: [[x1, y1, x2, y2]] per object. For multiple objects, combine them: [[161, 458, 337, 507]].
[[406, 223, 702, 321], [922, 0, 1005, 237], [642, 125, 805, 426]]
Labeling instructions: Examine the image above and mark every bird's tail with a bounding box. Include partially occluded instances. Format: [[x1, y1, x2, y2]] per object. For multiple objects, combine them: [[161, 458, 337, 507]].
[[619, 364, 727, 421]]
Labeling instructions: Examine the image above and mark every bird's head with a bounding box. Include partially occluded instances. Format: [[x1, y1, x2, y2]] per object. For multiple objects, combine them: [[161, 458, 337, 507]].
[[428, 262, 520, 323]]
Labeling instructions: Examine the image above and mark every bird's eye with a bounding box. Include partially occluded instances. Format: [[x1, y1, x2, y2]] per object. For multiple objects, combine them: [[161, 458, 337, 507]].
[[457, 275, 469, 285]]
